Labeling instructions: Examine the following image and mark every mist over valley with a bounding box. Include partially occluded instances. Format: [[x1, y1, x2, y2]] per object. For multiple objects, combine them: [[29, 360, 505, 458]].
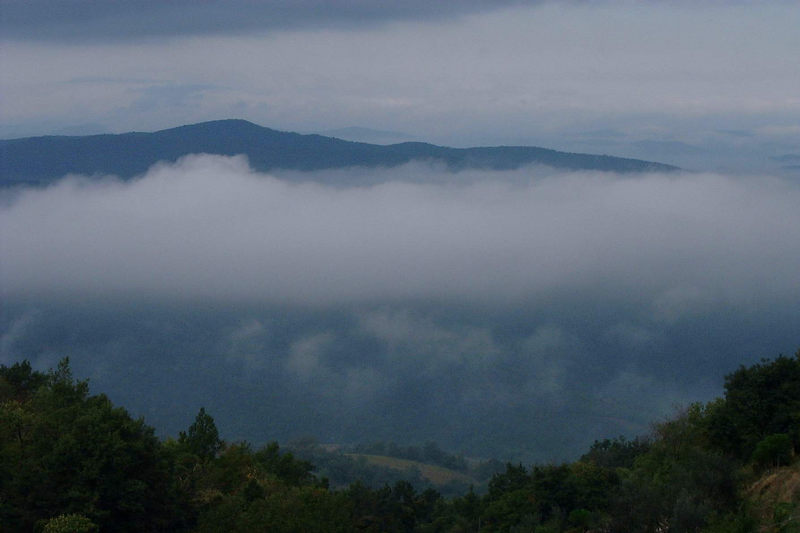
[[3, 143, 798, 461]]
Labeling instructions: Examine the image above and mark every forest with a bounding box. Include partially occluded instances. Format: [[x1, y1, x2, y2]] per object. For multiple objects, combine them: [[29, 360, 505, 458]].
[[1, 350, 798, 532]]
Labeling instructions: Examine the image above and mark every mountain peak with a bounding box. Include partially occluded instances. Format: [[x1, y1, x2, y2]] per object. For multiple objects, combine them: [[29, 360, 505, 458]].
[[0, 120, 679, 186], [155, 118, 272, 135]]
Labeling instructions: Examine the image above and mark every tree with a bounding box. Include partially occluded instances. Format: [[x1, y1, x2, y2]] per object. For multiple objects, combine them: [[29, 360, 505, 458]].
[[580, 435, 651, 469], [254, 441, 315, 486], [751, 434, 793, 469], [0, 358, 180, 532], [0, 360, 48, 402], [707, 351, 800, 460], [179, 407, 223, 462]]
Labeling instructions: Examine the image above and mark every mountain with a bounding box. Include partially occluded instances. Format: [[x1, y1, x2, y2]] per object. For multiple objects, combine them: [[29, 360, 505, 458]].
[[0, 119, 678, 186], [318, 126, 415, 144]]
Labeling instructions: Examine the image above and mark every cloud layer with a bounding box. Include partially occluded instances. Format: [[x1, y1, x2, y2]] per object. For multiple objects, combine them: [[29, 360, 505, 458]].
[[3, 155, 799, 308], [3, 157, 799, 460], [0, 1, 529, 42], [2, 2, 798, 160]]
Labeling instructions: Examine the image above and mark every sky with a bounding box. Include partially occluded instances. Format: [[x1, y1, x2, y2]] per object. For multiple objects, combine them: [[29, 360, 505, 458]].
[[1, 1, 799, 172], [2, 1, 800, 462]]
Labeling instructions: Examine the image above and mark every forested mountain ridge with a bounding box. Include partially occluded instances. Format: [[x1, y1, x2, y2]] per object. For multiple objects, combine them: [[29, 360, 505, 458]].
[[1, 350, 798, 532], [0, 119, 678, 186]]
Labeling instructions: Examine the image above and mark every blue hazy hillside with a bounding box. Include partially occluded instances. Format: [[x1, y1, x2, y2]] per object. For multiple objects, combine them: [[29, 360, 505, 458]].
[[0, 119, 677, 185]]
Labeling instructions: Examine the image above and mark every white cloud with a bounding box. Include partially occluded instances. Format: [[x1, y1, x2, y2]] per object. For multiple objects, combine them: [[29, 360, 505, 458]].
[[2, 155, 799, 309]]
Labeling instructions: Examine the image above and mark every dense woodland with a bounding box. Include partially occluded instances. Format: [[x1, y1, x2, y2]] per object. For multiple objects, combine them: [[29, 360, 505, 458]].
[[1, 350, 798, 532]]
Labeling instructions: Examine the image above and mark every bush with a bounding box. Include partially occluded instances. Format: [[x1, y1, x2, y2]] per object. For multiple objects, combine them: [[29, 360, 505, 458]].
[[42, 513, 98, 533], [751, 434, 793, 469]]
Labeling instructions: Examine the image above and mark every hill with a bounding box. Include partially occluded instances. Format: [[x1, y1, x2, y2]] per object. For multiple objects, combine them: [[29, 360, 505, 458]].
[[0, 119, 678, 186]]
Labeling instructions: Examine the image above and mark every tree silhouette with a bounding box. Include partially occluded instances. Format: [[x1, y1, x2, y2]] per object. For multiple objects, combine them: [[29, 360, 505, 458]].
[[179, 407, 222, 462]]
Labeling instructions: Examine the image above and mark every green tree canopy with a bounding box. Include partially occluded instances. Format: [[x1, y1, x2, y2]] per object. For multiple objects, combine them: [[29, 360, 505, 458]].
[[0, 358, 180, 532], [179, 407, 223, 462], [707, 350, 800, 460]]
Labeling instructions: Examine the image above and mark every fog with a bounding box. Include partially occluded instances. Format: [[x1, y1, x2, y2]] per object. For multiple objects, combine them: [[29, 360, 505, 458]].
[[2, 156, 799, 460], [3, 155, 799, 305]]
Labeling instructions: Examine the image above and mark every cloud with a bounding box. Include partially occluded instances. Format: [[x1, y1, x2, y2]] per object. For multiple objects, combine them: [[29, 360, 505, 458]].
[[0, 308, 40, 358], [285, 332, 334, 381], [2, 154, 799, 309], [0, 1, 530, 43], [225, 318, 270, 369], [357, 310, 500, 373], [3, 155, 799, 460], [2, 2, 798, 151]]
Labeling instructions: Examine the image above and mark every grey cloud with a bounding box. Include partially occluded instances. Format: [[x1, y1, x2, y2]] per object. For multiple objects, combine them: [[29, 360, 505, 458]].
[[2, 2, 797, 161], [519, 325, 575, 397], [604, 322, 658, 350], [2, 157, 799, 460], [357, 310, 500, 373], [1, 298, 795, 461], [0, 0, 529, 43], [2, 155, 799, 307], [285, 332, 334, 381], [0, 308, 39, 357], [225, 318, 270, 369]]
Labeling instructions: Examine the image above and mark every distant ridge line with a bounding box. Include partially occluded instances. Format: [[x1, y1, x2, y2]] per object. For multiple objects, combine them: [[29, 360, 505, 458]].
[[0, 119, 679, 186]]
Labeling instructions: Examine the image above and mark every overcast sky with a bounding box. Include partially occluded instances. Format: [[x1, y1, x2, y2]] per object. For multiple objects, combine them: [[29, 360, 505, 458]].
[[1, 1, 798, 170]]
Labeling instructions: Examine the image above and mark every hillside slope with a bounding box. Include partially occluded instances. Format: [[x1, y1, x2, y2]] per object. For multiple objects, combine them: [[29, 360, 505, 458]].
[[747, 463, 800, 530], [0, 119, 678, 185]]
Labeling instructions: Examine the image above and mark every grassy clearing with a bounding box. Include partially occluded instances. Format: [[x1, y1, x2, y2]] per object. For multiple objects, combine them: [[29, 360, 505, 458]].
[[346, 454, 477, 486]]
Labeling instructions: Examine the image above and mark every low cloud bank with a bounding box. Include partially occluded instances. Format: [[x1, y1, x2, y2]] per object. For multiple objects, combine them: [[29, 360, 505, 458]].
[[2, 154, 799, 310], [3, 155, 799, 460]]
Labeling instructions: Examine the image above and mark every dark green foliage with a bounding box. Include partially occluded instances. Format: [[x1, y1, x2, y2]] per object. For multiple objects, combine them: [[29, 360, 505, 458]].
[[479, 460, 619, 531], [771, 502, 800, 533], [707, 350, 800, 461], [165, 432, 347, 531], [3, 350, 797, 532], [0, 358, 180, 532], [567, 508, 595, 531], [179, 407, 223, 462], [343, 480, 445, 532], [254, 441, 316, 486], [195, 484, 352, 533], [607, 404, 740, 532], [487, 463, 529, 499], [751, 434, 793, 469], [0, 360, 48, 401], [580, 435, 651, 469]]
